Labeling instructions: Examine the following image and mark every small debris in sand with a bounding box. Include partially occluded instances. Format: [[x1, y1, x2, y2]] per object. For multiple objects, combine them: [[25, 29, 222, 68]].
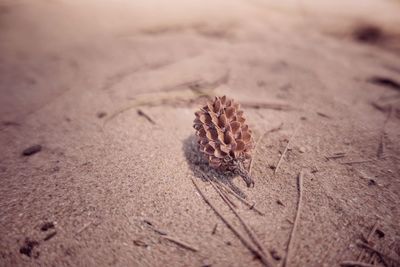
[[211, 224, 218, 235], [19, 239, 39, 258], [241, 101, 295, 111], [368, 76, 400, 91], [96, 111, 107, 118], [275, 125, 300, 174], [143, 219, 167, 235], [375, 229, 385, 239], [257, 80, 266, 87], [276, 200, 285, 206], [286, 219, 294, 224], [22, 144, 42, 156], [353, 25, 383, 43], [340, 159, 374, 165], [162, 236, 198, 252], [43, 231, 57, 241], [2, 121, 20, 127], [41, 222, 55, 231], [143, 219, 153, 226], [76, 222, 92, 234], [137, 109, 156, 125], [316, 112, 331, 119], [326, 152, 346, 160], [270, 248, 282, 261], [356, 170, 379, 186], [371, 101, 393, 113], [133, 239, 148, 248], [52, 166, 60, 172], [153, 228, 168, 236]]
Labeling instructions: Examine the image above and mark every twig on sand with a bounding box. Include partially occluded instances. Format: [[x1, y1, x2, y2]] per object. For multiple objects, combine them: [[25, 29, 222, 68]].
[[274, 125, 300, 174], [162, 236, 198, 252], [249, 123, 283, 175], [316, 112, 332, 119], [385, 240, 398, 265], [142, 217, 198, 252], [77, 222, 92, 234], [103, 86, 216, 127], [283, 170, 304, 267], [214, 179, 265, 216], [210, 179, 237, 208], [43, 231, 57, 241], [143, 219, 168, 235], [191, 177, 275, 267], [377, 106, 392, 159], [325, 152, 346, 160], [241, 102, 295, 111], [357, 221, 379, 261], [371, 102, 391, 113], [340, 260, 378, 267], [137, 109, 156, 125], [340, 159, 374, 165], [208, 178, 275, 265], [356, 240, 400, 266], [211, 223, 218, 235]]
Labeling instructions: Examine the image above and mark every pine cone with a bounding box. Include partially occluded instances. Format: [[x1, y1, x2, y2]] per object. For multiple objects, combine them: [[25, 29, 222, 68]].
[[193, 96, 254, 187]]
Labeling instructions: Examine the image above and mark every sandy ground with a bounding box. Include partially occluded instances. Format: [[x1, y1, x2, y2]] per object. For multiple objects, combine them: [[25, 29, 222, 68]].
[[1, 0, 400, 266]]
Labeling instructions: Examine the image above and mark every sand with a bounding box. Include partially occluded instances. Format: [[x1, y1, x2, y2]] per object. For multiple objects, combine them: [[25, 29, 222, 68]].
[[0, 0, 400, 266]]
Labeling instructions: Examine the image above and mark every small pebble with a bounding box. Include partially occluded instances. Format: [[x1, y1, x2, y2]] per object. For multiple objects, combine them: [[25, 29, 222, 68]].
[[19, 239, 39, 258], [97, 111, 107, 118], [299, 147, 306, 153], [376, 228, 385, 238], [41, 222, 55, 231], [22, 145, 42, 156], [270, 248, 282, 261]]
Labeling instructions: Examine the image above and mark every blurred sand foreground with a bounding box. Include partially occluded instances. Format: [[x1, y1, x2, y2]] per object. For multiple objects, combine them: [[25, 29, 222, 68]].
[[1, 0, 400, 266]]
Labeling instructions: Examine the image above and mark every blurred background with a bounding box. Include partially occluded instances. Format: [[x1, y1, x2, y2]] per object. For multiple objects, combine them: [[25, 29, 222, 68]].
[[1, 0, 400, 122]]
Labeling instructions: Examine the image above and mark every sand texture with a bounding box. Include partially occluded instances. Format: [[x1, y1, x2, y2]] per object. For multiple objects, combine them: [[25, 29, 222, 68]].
[[1, 0, 400, 266]]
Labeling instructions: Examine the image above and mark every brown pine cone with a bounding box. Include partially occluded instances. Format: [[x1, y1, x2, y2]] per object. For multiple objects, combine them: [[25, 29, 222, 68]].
[[193, 96, 254, 187]]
